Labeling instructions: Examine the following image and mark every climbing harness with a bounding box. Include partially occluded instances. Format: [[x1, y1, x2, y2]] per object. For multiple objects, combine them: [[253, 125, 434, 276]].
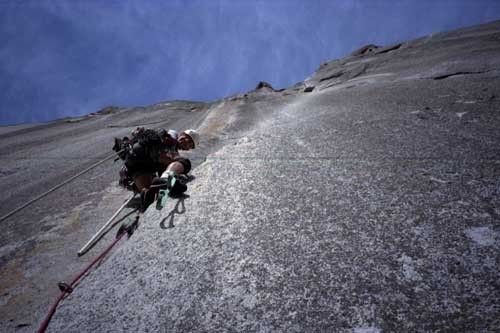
[[78, 194, 137, 256], [37, 212, 140, 333], [0, 150, 124, 224]]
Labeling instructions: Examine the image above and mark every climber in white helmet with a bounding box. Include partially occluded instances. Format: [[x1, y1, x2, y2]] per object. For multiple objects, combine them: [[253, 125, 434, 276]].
[[113, 127, 201, 211], [164, 129, 199, 151], [158, 129, 200, 178]]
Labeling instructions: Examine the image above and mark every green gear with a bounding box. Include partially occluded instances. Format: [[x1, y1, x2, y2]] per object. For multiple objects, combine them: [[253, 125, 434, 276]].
[[156, 172, 177, 210]]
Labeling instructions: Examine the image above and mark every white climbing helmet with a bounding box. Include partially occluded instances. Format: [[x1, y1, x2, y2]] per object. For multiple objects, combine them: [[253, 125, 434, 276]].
[[183, 129, 200, 148]]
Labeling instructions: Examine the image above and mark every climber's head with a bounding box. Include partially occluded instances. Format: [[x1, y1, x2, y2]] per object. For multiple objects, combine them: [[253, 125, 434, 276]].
[[178, 129, 199, 150]]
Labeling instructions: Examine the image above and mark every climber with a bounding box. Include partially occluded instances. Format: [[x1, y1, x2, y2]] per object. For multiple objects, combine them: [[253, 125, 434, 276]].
[[113, 127, 200, 209], [137, 128, 199, 188]]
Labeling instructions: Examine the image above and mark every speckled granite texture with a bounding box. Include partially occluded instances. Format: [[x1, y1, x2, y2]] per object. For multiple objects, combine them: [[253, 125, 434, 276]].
[[3, 21, 500, 333]]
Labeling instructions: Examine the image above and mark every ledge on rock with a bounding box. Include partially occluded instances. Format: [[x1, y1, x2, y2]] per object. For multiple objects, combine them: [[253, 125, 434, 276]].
[[350, 44, 380, 56], [255, 81, 275, 90]]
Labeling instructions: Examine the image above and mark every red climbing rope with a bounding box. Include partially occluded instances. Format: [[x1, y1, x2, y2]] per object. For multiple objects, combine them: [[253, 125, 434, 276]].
[[36, 215, 137, 333]]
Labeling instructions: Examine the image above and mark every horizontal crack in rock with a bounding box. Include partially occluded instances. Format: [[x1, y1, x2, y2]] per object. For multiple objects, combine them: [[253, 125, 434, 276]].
[[319, 71, 344, 82], [375, 43, 403, 55], [432, 69, 498, 80]]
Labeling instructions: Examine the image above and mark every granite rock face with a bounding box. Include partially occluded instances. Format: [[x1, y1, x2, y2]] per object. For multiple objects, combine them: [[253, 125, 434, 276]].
[[2, 21, 500, 332]]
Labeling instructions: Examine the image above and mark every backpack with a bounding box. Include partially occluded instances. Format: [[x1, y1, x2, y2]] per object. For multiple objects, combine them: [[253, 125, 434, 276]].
[[113, 127, 165, 192], [131, 128, 164, 161], [113, 127, 165, 162]]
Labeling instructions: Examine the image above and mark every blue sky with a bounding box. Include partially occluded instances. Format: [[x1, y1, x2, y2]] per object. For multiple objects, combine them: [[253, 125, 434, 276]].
[[1, 0, 499, 125]]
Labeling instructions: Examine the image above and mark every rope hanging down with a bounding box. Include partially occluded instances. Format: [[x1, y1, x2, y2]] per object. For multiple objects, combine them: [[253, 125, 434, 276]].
[[77, 195, 136, 256], [37, 213, 139, 333], [0, 150, 123, 224]]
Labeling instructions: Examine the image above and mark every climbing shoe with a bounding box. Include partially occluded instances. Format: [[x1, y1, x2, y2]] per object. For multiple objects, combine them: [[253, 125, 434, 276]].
[[141, 175, 188, 212], [152, 174, 188, 198], [168, 179, 187, 198]]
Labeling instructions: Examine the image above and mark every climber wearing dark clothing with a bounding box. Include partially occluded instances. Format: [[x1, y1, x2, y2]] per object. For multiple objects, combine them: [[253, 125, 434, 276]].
[[113, 127, 199, 209]]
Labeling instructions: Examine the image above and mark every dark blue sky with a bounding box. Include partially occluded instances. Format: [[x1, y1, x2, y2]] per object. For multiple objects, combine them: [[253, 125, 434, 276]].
[[1, 0, 499, 125]]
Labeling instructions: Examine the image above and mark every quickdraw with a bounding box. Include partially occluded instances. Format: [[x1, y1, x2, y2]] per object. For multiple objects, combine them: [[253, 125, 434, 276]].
[[155, 172, 177, 210]]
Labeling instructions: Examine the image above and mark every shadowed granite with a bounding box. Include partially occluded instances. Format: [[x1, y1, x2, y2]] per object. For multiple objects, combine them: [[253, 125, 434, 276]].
[[1, 20, 500, 332]]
